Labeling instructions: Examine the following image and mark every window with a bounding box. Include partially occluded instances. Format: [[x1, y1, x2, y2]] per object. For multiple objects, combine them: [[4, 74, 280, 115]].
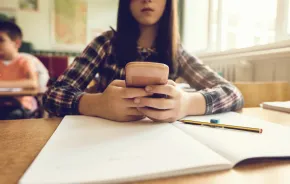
[[218, 0, 277, 51], [288, 0, 290, 34], [208, 0, 219, 51], [181, 0, 290, 53]]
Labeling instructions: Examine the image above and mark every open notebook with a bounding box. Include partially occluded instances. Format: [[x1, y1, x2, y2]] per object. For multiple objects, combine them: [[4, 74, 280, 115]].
[[19, 112, 290, 184]]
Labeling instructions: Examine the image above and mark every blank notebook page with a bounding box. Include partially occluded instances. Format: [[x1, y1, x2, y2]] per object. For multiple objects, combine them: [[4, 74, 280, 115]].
[[19, 116, 230, 184], [174, 112, 290, 164]]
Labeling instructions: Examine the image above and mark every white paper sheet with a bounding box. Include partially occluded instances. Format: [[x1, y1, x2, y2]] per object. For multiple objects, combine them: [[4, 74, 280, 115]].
[[19, 116, 230, 184], [174, 112, 290, 165]]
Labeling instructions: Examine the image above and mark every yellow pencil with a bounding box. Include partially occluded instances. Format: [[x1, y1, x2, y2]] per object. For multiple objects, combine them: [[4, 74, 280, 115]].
[[179, 120, 263, 133]]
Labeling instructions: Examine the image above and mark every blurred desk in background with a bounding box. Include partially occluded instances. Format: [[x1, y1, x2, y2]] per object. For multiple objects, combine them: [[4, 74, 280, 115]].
[[0, 88, 47, 97]]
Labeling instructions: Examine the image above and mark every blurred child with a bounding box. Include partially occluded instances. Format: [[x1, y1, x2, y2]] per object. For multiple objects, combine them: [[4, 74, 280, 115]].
[[0, 21, 38, 119]]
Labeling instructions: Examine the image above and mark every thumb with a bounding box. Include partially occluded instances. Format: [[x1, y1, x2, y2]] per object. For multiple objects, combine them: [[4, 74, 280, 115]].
[[167, 80, 177, 87]]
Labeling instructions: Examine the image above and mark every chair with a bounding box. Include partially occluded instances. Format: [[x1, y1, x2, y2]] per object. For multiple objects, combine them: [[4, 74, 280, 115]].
[[35, 55, 68, 84], [33, 58, 50, 89], [234, 82, 290, 108], [30, 56, 49, 118], [35, 55, 69, 118]]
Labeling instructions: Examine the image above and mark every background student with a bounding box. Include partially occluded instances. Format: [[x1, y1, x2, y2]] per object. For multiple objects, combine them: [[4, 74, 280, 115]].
[[0, 21, 40, 119]]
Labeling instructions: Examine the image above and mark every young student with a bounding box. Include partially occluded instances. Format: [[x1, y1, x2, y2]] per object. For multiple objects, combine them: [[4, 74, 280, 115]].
[[44, 0, 244, 122], [0, 21, 38, 119]]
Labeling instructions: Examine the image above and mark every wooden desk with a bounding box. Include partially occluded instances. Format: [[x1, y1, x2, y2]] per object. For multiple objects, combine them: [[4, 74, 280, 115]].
[[0, 88, 47, 97], [1, 108, 290, 184]]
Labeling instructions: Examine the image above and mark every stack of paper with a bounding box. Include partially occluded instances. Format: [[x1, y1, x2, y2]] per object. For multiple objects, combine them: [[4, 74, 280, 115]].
[[261, 101, 290, 113]]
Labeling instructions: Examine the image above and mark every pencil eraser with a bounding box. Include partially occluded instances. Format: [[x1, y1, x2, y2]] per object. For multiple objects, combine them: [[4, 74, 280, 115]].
[[210, 119, 219, 124]]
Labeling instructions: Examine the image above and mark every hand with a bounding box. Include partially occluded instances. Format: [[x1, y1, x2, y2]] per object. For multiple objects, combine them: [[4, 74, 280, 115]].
[[135, 80, 190, 122], [98, 80, 150, 122]]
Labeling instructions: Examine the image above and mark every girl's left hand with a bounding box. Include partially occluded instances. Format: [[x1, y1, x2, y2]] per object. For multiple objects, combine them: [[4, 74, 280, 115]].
[[134, 80, 190, 122]]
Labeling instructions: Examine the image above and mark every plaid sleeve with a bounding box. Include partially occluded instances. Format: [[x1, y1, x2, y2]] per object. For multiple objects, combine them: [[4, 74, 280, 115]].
[[177, 46, 244, 114], [43, 31, 113, 117]]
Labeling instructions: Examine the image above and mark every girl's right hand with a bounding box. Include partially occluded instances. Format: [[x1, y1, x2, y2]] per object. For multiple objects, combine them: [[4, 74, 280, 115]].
[[97, 80, 150, 122]]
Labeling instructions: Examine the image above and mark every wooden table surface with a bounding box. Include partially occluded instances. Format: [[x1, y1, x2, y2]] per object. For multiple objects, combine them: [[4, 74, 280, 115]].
[[0, 108, 289, 184]]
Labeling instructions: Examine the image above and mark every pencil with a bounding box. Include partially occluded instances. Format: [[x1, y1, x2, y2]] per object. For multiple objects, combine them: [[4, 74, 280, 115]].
[[179, 120, 263, 133]]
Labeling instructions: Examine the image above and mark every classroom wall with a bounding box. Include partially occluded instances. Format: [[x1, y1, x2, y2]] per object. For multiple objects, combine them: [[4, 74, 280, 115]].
[[1, 0, 17, 9], [0, 0, 52, 50], [87, 0, 117, 40], [18, 0, 51, 50], [0, 0, 118, 51]]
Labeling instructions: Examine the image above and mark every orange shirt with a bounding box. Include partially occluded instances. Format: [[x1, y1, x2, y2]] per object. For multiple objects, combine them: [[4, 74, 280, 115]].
[[0, 55, 37, 111]]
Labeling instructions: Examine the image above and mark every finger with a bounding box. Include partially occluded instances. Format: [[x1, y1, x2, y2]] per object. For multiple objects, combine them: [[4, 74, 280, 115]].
[[161, 117, 177, 123], [110, 80, 126, 87], [137, 107, 173, 121], [124, 98, 145, 108], [134, 97, 175, 110], [126, 115, 146, 122], [120, 88, 149, 98], [167, 80, 177, 87], [125, 99, 146, 108], [127, 107, 144, 116], [145, 84, 178, 97], [147, 117, 176, 123]]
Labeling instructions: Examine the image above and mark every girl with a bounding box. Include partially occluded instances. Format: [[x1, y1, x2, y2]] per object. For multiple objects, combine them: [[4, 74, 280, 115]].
[[43, 0, 244, 122]]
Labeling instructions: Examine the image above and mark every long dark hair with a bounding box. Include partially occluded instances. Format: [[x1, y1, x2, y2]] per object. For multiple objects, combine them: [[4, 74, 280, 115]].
[[113, 0, 180, 75]]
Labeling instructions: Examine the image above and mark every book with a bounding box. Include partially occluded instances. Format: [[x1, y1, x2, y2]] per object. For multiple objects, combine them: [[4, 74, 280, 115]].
[[261, 101, 290, 113], [0, 88, 23, 92], [19, 112, 290, 184]]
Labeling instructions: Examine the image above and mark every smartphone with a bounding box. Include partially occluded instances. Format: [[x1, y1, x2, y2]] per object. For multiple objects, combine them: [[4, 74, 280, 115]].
[[125, 62, 169, 87], [125, 62, 169, 98]]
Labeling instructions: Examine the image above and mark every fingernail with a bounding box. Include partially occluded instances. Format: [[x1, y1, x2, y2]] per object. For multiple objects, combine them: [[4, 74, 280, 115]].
[[146, 86, 152, 92], [134, 98, 140, 104]]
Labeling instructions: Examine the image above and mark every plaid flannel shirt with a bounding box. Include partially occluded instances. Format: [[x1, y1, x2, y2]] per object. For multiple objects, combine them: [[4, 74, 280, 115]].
[[43, 30, 244, 117]]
